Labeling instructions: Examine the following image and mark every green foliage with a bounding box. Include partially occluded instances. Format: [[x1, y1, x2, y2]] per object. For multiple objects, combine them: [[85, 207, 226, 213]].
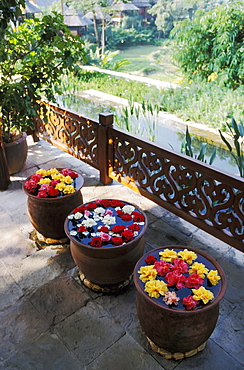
[[181, 126, 216, 165], [219, 116, 244, 177], [0, 0, 25, 36], [172, 1, 244, 88], [107, 28, 157, 49], [0, 13, 86, 142]]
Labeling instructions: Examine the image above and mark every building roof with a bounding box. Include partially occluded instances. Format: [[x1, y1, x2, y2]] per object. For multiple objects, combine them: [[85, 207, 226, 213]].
[[132, 0, 151, 7], [64, 15, 92, 27]]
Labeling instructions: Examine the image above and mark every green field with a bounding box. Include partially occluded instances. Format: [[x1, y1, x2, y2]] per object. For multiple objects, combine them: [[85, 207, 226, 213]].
[[113, 45, 182, 84]]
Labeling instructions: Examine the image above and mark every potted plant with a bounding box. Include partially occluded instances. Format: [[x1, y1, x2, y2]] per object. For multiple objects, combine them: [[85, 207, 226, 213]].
[[134, 245, 227, 359], [0, 9, 86, 175], [64, 199, 148, 289], [23, 168, 84, 239]]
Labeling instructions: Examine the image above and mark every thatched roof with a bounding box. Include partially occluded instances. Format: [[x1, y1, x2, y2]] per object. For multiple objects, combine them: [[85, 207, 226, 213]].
[[132, 0, 151, 7], [64, 15, 92, 27]]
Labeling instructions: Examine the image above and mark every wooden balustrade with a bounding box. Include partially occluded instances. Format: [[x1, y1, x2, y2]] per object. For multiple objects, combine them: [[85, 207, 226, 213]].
[[35, 102, 244, 252]]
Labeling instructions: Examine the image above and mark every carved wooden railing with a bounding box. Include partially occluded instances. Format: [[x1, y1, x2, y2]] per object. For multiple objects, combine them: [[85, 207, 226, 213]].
[[35, 103, 244, 252]]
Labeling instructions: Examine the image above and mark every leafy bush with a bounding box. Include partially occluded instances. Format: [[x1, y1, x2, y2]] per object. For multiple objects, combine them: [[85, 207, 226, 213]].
[[107, 28, 157, 49], [172, 1, 244, 88]]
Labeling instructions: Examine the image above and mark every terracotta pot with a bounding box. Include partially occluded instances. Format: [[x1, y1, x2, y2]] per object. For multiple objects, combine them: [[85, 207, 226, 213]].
[[64, 200, 148, 286], [23, 170, 84, 239], [4, 132, 28, 175], [134, 245, 227, 354]]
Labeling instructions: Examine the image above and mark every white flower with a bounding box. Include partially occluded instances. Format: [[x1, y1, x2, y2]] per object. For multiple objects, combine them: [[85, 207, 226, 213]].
[[74, 212, 83, 220], [91, 232, 99, 237], [82, 218, 97, 227], [134, 231, 139, 237], [115, 206, 121, 211], [70, 230, 77, 236], [83, 231, 90, 236], [137, 222, 145, 226], [102, 215, 116, 225], [122, 205, 135, 214], [93, 215, 101, 221], [94, 207, 105, 214], [68, 214, 74, 220]]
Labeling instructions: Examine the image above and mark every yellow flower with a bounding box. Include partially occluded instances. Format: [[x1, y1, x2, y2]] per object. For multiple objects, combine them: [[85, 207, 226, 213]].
[[138, 265, 157, 283], [189, 262, 209, 278], [38, 178, 51, 185], [207, 270, 221, 285], [36, 169, 48, 176], [192, 286, 214, 304], [177, 249, 197, 264], [159, 248, 178, 262], [55, 182, 66, 191], [52, 173, 65, 181], [46, 168, 59, 176], [145, 280, 168, 298], [64, 175, 73, 184], [63, 185, 75, 194]]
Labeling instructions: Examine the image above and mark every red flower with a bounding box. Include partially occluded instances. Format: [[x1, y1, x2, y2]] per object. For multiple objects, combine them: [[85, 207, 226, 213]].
[[165, 271, 186, 289], [78, 226, 88, 233], [48, 187, 60, 197], [121, 229, 134, 242], [116, 210, 124, 217], [50, 179, 60, 187], [132, 212, 145, 222], [111, 236, 123, 246], [144, 255, 157, 265], [110, 200, 125, 208], [87, 203, 98, 210], [37, 191, 48, 198], [89, 237, 103, 248], [111, 225, 126, 234], [30, 174, 42, 182], [182, 295, 198, 310], [121, 214, 133, 222], [128, 223, 140, 231], [154, 260, 172, 276], [98, 226, 110, 233], [171, 258, 189, 274], [185, 274, 204, 289], [98, 199, 111, 208], [24, 179, 38, 190], [61, 168, 78, 178]]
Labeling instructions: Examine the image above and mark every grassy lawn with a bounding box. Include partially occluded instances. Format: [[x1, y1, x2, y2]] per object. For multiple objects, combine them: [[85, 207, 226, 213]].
[[113, 44, 182, 83]]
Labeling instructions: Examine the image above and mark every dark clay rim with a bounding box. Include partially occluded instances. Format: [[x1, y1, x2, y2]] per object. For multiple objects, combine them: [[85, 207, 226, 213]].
[[64, 199, 148, 251], [133, 245, 227, 314], [22, 168, 84, 200]]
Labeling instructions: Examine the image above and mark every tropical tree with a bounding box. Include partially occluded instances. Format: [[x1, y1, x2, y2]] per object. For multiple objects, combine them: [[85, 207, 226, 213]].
[[172, 1, 244, 88]]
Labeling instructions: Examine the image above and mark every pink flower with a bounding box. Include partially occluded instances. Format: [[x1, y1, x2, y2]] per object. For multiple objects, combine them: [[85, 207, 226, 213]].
[[171, 258, 189, 274], [104, 209, 113, 216], [100, 232, 111, 241], [154, 260, 172, 276], [185, 274, 204, 289], [84, 210, 91, 217], [61, 168, 78, 178], [165, 270, 186, 289], [182, 295, 198, 310], [24, 179, 38, 190]]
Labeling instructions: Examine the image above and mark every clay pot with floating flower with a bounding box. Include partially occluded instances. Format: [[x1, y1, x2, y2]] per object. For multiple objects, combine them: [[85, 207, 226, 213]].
[[134, 245, 227, 359], [23, 168, 84, 239], [64, 199, 148, 287]]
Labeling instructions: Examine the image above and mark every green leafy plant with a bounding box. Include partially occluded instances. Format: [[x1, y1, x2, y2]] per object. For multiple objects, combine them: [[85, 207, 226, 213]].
[[0, 13, 86, 143], [219, 116, 244, 177], [181, 126, 216, 165]]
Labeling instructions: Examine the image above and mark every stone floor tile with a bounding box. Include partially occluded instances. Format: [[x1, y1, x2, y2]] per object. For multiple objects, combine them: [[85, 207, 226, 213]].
[[175, 339, 244, 370], [0, 260, 24, 312], [210, 305, 244, 366], [7, 248, 64, 294], [29, 272, 90, 325], [52, 246, 76, 271], [85, 333, 164, 370], [0, 299, 49, 361], [53, 301, 125, 367], [2, 332, 81, 370]]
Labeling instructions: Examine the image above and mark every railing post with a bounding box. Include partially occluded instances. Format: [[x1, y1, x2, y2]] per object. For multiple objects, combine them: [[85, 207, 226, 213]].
[[0, 132, 11, 191], [98, 113, 113, 185]]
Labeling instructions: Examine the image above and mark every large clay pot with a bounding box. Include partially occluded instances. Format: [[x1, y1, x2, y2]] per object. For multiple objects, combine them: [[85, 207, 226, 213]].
[[64, 200, 148, 286], [134, 245, 227, 356], [23, 170, 84, 239], [4, 132, 28, 175]]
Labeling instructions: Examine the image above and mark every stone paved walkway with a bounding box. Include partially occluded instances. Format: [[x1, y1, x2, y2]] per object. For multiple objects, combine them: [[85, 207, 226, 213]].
[[0, 137, 243, 370]]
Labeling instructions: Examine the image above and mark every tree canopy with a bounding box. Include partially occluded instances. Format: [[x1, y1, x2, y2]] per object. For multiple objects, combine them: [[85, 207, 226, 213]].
[[172, 1, 244, 88]]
